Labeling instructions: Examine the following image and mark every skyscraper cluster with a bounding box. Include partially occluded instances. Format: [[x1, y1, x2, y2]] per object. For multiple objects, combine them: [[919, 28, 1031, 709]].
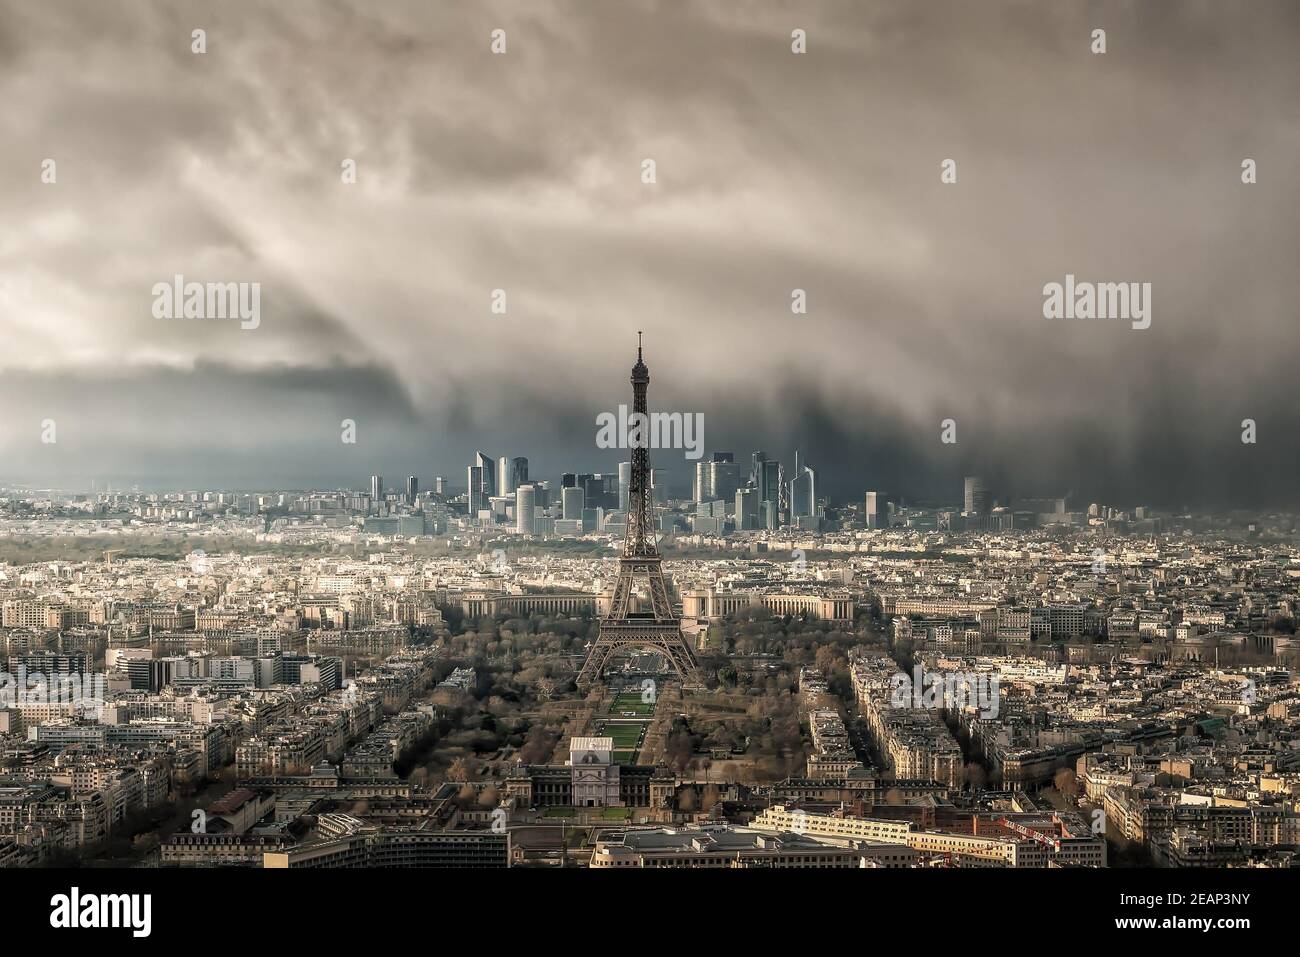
[[688, 449, 821, 533]]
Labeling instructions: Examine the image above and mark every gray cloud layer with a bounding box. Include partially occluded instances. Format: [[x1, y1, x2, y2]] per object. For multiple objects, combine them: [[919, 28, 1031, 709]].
[[1, 0, 1297, 506]]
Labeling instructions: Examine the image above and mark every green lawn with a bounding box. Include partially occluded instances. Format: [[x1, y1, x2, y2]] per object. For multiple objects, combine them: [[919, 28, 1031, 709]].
[[594, 722, 644, 749], [609, 692, 656, 717]]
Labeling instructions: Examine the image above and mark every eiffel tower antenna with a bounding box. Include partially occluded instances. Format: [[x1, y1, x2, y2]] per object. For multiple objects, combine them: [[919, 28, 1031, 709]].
[[577, 335, 701, 689]]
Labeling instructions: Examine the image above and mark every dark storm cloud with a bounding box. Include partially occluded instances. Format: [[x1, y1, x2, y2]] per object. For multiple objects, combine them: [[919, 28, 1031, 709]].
[[0, 358, 419, 489], [0, 0, 1297, 505]]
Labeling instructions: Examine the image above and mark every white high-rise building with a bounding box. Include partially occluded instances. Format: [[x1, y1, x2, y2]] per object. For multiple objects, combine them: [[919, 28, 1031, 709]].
[[694, 460, 710, 503], [515, 485, 536, 534]]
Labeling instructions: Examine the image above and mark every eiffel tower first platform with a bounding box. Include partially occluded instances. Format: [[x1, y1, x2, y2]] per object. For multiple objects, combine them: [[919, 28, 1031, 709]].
[[576, 335, 702, 690]]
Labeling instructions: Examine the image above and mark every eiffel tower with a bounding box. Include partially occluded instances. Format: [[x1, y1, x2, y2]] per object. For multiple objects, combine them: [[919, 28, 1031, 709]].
[[577, 334, 701, 689]]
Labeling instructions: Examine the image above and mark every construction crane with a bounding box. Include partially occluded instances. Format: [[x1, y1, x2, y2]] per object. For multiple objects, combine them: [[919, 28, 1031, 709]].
[[997, 817, 1062, 852]]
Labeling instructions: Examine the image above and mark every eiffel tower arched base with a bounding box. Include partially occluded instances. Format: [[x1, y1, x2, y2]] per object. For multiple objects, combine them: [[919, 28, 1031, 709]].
[[577, 620, 702, 691]]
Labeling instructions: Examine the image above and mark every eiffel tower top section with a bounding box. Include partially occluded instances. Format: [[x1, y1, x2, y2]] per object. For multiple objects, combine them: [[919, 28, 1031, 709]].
[[631, 331, 649, 384], [624, 332, 656, 559]]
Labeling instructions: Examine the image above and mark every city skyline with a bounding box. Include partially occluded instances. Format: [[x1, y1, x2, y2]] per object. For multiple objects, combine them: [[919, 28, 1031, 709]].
[[0, 453, 1288, 518]]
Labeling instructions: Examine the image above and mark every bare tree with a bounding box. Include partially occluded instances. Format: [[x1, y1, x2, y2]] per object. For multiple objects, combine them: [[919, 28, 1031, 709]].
[[1054, 768, 1080, 801], [700, 783, 721, 812], [448, 755, 477, 782]]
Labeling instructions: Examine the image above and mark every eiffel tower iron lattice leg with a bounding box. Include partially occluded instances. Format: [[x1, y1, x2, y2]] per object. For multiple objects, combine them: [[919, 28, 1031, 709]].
[[576, 620, 700, 688]]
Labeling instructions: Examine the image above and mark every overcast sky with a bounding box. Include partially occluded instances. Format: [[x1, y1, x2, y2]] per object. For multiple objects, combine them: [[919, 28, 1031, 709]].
[[1, 0, 1297, 507]]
